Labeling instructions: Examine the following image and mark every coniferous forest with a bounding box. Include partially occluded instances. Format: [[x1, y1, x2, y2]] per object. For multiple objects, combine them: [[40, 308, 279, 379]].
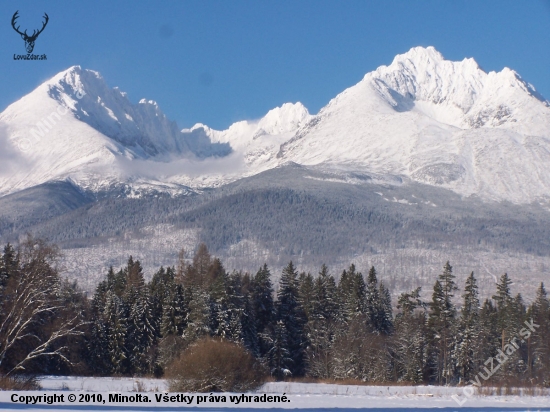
[[1, 237, 549, 388]]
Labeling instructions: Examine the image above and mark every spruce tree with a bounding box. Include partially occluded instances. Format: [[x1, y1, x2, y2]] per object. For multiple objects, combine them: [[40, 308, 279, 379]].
[[529, 283, 550, 383], [428, 261, 458, 384], [338, 264, 366, 322], [298, 272, 315, 321], [160, 284, 186, 337], [87, 316, 110, 375], [493, 273, 521, 349], [454, 272, 480, 383], [183, 243, 211, 289], [306, 265, 338, 378], [104, 291, 127, 375], [124, 256, 145, 292], [365, 266, 381, 331], [365, 266, 393, 334], [393, 287, 427, 383], [276, 261, 307, 376], [269, 320, 293, 380], [126, 289, 156, 375], [378, 282, 393, 334], [252, 264, 275, 357], [208, 261, 230, 339], [87, 275, 112, 374], [183, 287, 211, 342], [478, 298, 499, 367], [150, 266, 176, 338], [224, 271, 245, 343], [312, 264, 338, 322], [241, 292, 259, 356], [0, 244, 18, 311]]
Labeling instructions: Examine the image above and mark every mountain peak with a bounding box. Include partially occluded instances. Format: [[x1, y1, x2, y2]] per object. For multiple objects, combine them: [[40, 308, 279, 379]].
[[257, 102, 310, 135], [45, 65, 99, 89], [2, 51, 550, 204], [389, 46, 482, 72], [392, 45, 445, 64]]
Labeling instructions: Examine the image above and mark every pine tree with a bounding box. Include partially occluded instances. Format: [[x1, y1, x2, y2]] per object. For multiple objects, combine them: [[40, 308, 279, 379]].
[[397, 287, 423, 316], [276, 261, 307, 376]]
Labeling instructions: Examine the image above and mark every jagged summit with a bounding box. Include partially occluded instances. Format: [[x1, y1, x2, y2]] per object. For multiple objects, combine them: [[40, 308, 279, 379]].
[[373, 46, 485, 114], [43, 67, 192, 157], [365, 46, 548, 130], [0, 66, 231, 196], [276, 46, 550, 204], [1, 47, 550, 204]]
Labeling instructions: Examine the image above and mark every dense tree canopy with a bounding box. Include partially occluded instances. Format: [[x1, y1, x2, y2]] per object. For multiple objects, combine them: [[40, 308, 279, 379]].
[[1, 240, 549, 386]]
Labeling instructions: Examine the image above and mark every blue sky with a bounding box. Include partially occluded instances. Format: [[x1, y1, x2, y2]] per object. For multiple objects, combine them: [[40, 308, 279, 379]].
[[1, 0, 550, 130]]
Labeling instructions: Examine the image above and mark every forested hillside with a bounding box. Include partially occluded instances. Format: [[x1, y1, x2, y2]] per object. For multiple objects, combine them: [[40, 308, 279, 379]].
[[1, 165, 550, 298], [1, 238, 549, 388]]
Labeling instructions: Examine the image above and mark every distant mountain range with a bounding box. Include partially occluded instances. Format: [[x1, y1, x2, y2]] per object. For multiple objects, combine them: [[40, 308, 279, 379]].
[[2, 46, 550, 204], [1, 47, 549, 296]]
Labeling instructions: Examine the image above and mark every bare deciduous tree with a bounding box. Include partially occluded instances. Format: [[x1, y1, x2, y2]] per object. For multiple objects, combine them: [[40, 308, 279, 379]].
[[0, 236, 87, 375]]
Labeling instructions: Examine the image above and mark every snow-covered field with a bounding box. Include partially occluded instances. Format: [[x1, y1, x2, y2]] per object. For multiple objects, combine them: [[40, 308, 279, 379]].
[[0, 376, 549, 410]]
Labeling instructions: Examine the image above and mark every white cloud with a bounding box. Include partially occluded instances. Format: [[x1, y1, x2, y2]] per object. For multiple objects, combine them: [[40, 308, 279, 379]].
[[114, 151, 245, 180]]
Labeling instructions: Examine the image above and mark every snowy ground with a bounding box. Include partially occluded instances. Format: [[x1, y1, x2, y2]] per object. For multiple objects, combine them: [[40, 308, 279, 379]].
[[0, 377, 549, 410]]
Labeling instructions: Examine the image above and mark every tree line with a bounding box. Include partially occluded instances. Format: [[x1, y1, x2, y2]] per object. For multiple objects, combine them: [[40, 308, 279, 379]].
[[1, 238, 549, 386]]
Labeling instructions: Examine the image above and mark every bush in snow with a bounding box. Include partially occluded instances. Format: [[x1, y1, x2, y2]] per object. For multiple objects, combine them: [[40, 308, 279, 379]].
[[165, 337, 266, 392]]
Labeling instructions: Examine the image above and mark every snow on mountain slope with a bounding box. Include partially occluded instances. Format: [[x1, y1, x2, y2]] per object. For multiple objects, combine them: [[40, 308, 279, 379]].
[[0, 66, 230, 196], [163, 102, 312, 188], [193, 102, 310, 166], [1, 47, 550, 204], [46, 67, 191, 157], [277, 47, 550, 204]]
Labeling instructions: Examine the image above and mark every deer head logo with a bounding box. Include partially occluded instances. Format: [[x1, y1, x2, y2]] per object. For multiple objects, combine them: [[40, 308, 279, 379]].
[[11, 11, 49, 54]]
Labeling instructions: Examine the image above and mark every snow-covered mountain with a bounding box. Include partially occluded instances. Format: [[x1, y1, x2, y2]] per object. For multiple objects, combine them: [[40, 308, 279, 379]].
[[0, 66, 231, 196], [277, 47, 550, 204], [181, 102, 312, 179], [1, 47, 550, 204]]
